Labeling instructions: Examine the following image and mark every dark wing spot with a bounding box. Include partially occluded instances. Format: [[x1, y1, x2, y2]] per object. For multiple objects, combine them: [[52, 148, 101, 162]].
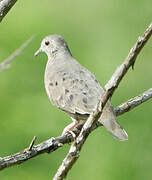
[[91, 75, 94, 79], [67, 99, 71, 105], [85, 84, 88, 88], [84, 104, 88, 109], [49, 82, 53, 86], [55, 81, 58, 86], [67, 95, 74, 105], [63, 78, 65, 81], [73, 79, 79, 83], [95, 79, 98, 83], [83, 92, 87, 95], [83, 97, 87, 104], [80, 70, 84, 74], [65, 89, 69, 94], [70, 94, 73, 101]]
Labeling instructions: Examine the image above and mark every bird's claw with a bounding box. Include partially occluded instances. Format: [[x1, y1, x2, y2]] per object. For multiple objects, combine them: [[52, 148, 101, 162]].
[[68, 130, 76, 139]]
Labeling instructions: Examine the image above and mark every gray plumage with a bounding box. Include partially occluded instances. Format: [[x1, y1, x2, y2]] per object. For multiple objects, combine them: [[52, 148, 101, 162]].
[[35, 34, 128, 141]]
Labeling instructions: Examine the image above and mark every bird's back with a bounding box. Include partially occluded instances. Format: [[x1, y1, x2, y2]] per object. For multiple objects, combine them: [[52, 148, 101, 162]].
[[44, 55, 104, 116]]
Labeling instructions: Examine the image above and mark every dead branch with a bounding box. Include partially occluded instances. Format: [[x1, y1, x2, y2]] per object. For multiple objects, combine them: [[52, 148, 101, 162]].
[[0, 0, 150, 179], [115, 88, 152, 116], [0, 0, 17, 22], [0, 35, 35, 72], [0, 88, 151, 171], [53, 23, 152, 180]]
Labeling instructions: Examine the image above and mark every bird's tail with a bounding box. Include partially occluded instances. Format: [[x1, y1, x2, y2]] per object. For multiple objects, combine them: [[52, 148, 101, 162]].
[[99, 102, 128, 141]]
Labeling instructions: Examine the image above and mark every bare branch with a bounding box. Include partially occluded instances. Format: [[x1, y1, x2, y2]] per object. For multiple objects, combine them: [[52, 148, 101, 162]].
[[0, 88, 151, 171], [0, 0, 17, 22], [115, 88, 152, 116], [0, 35, 35, 72], [0, 24, 151, 175], [53, 23, 152, 180]]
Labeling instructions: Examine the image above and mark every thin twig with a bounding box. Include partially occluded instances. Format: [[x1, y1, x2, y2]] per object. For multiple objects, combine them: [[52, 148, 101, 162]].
[[0, 88, 151, 171], [115, 88, 152, 116], [0, 0, 17, 22], [53, 23, 152, 180], [28, 136, 37, 151], [0, 35, 35, 72]]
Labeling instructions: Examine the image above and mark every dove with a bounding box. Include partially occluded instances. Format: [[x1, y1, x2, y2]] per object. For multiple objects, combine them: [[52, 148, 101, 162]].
[[34, 34, 128, 141]]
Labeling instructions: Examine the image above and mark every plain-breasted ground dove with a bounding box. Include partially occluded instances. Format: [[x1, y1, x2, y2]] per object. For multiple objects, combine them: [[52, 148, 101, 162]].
[[34, 35, 128, 141]]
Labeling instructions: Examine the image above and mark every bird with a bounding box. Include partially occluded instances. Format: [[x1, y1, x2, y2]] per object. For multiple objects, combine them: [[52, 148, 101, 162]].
[[34, 34, 128, 141]]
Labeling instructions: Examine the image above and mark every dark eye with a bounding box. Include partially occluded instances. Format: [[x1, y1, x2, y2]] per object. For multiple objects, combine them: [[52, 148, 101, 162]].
[[45, 41, 50, 46]]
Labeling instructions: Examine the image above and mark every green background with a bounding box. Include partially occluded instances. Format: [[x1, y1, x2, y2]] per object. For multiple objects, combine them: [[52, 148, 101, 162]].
[[0, 0, 152, 179]]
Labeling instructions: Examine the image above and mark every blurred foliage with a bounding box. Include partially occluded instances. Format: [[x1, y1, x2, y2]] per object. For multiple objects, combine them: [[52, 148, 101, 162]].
[[0, 0, 152, 179]]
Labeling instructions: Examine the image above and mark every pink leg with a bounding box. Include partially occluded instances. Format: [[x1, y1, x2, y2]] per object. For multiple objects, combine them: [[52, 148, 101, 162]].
[[62, 119, 79, 136], [74, 121, 85, 130]]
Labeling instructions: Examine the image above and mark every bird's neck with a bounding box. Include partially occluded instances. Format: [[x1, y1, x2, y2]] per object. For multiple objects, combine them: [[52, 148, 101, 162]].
[[47, 48, 72, 60]]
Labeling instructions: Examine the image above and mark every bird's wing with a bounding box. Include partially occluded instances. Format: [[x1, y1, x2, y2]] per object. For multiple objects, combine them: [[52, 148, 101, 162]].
[[47, 60, 104, 116]]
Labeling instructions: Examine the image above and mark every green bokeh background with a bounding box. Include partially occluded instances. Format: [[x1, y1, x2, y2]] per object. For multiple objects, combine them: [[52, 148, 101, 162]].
[[0, 0, 152, 179]]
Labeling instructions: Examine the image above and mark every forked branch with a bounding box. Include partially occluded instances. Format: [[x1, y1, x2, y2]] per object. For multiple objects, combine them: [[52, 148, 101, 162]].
[[53, 23, 152, 180], [0, 24, 151, 179], [0, 88, 151, 171]]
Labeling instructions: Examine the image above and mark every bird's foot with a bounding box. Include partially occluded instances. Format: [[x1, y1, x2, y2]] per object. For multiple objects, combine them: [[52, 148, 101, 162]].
[[62, 121, 78, 140], [62, 129, 77, 140], [68, 130, 76, 139]]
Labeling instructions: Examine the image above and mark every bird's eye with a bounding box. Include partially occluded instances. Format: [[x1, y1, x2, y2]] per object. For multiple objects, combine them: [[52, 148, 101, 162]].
[[45, 41, 50, 46]]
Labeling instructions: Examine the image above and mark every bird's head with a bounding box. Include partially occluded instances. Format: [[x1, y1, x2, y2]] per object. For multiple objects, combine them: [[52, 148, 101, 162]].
[[34, 34, 71, 58]]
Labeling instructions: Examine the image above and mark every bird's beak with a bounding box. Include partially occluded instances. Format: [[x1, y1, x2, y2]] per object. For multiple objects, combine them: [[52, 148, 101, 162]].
[[34, 48, 42, 56]]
